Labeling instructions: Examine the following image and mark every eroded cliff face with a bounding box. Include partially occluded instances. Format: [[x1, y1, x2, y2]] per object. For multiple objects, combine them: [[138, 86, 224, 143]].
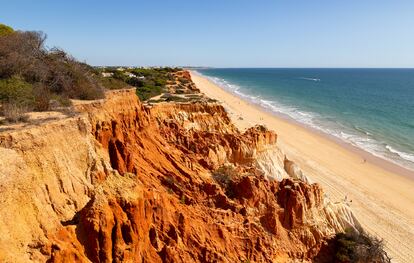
[[0, 88, 360, 262]]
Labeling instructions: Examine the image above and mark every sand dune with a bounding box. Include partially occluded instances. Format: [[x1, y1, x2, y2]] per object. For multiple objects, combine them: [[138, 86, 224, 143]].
[[190, 71, 414, 263]]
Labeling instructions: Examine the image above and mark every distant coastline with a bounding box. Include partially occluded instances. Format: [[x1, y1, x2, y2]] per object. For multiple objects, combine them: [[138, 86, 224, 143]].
[[192, 68, 414, 175]]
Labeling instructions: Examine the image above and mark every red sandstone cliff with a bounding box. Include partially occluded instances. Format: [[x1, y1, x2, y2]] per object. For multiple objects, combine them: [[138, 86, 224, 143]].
[[0, 88, 360, 262]]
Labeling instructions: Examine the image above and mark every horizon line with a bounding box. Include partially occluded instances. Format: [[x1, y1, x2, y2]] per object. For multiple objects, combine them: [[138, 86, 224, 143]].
[[93, 65, 414, 69], [185, 67, 414, 69]]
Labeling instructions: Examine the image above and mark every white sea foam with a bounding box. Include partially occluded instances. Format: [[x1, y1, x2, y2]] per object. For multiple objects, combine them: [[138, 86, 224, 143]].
[[386, 145, 414, 163], [196, 71, 414, 171], [299, 77, 321, 82]]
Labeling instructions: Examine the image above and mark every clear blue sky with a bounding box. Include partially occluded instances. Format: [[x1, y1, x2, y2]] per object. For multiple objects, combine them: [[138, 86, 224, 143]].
[[2, 0, 413, 67]]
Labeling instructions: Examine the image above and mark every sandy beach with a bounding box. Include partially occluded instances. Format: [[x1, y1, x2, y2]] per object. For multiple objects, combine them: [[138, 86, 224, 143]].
[[190, 71, 414, 262]]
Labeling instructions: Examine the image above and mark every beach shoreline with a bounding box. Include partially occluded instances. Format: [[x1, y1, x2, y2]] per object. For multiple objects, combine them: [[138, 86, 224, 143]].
[[191, 70, 414, 179], [190, 70, 414, 262]]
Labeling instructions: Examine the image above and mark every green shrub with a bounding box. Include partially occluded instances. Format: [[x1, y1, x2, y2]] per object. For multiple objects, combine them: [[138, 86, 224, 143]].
[[112, 71, 127, 81], [334, 228, 390, 263], [154, 78, 166, 86], [98, 67, 184, 101], [213, 165, 237, 183], [0, 76, 77, 112], [0, 77, 34, 106], [0, 24, 14, 36], [50, 94, 72, 108], [100, 77, 129, 90], [126, 77, 144, 87], [164, 96, 190, 103], [136, 85, 163, 101], [213, 165, 239, 198]]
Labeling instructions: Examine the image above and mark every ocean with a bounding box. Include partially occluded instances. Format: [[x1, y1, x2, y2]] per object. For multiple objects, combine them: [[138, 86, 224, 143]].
[[195, 68, 414, 171]]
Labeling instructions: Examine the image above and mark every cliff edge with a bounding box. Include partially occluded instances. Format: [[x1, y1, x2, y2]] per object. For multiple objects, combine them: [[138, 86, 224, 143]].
[[0, 87, 361, 262]]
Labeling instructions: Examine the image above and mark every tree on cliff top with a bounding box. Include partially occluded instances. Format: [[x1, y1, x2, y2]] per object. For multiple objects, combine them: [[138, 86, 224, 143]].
[[0, 25, 105, 117], [0, 24, 14, 36]]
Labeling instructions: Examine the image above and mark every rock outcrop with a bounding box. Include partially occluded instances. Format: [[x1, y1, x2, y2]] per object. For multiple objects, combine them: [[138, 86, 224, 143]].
[[166, 70, 200, 94], [0, 85, 361, 262]]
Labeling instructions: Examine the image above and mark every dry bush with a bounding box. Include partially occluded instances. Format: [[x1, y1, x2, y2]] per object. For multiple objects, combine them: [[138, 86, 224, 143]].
[[0, 31, 47, 80], [213, 165, 240, 198], [33, 85, 51, 111], [334, 228, 391, 263], [2, 103, 29, 123], [0, 29, 104, 108], [45, 49, 104, 99], [213, 165, 238, 186]]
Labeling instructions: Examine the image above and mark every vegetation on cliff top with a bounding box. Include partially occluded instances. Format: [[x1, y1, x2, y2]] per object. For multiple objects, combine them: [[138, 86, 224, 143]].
[[0, 23, 192, 123], [97, 66, 181, 101], [0, 23, 108, 121], [0, 24, 14, 36]]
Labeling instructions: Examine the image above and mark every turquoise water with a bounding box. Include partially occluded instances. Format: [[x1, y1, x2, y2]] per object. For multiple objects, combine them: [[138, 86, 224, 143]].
[[196, 68, 414, 171]]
